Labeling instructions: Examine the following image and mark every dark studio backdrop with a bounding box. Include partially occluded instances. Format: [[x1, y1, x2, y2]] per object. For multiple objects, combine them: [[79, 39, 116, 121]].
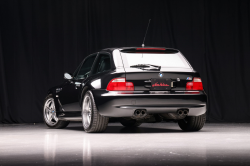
[[0, 0, 250, 123]]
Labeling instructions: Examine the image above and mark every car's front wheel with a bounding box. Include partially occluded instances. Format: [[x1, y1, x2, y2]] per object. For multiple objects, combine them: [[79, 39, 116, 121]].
[[43, 94, 70, 129], [178, 114, 206, 131], [82, 91, 109, 133]]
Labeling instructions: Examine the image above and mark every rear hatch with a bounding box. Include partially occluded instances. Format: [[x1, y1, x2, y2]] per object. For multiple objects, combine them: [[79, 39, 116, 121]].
[[120, 48, 195, 91], [125, 71, 195, 91]]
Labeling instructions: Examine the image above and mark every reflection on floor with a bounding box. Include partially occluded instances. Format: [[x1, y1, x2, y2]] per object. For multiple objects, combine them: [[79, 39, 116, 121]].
[[0, 122, 250, 166]]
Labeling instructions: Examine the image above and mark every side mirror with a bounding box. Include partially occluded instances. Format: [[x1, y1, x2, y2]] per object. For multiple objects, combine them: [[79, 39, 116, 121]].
[[64, 73, 73, 80]]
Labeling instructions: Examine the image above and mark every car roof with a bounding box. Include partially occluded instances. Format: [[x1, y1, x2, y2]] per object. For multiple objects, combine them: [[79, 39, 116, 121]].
[[101, 47, 180, 53]]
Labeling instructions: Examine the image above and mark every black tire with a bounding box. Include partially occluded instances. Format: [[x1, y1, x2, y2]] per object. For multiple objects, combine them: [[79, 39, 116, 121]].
[[178, 114, 206, 131], [120, 118, 142, 127], [82, 91, 109, 133], [43, 94, 70, 129]]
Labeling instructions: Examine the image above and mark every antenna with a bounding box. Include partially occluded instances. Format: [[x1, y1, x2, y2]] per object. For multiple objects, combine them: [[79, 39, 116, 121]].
[[142, 19, 151, 47]]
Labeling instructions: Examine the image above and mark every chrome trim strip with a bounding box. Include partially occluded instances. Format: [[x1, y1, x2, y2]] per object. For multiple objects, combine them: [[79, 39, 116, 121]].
[[102, 93, 201, 96], [102, 91, 201, 96]]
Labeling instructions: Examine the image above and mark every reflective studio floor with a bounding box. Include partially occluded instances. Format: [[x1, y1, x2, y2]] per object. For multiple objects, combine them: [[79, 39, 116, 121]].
[[0, 122, 250, 166]]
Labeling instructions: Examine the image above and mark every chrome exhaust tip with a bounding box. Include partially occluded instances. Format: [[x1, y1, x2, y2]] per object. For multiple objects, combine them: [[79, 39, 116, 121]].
[[177, 109, 183, 115], [134, 109, 147, 117], [141, 110, 146, 115], [177, 109, 189, 116], [134, 110, 141, 116], [183, 110, 188, 115]]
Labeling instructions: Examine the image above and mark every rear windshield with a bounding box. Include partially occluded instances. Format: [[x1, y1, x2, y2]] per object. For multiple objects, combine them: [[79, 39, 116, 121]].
[[120, 53, 191, 68]]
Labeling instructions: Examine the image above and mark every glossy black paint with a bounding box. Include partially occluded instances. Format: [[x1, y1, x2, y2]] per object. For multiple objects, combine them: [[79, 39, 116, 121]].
[[93, 90, 207, 117], [46, 47, 207, 121]]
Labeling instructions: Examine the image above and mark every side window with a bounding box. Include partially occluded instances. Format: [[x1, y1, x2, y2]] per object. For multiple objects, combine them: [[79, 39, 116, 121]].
[[73, 61, 83, 78], [75, 54, 97, 79], [91, 53, 111, 75]]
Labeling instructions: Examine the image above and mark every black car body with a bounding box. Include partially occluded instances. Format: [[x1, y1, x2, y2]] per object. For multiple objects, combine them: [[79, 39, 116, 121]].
[[43, 47, 207, 132]]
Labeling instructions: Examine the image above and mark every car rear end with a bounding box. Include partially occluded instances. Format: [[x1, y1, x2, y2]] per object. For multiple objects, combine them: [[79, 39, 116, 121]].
[[92, 47, 207, 121]]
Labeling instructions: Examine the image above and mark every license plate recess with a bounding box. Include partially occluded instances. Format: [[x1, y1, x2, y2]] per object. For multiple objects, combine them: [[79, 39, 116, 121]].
[[151, 78, 172, 90]]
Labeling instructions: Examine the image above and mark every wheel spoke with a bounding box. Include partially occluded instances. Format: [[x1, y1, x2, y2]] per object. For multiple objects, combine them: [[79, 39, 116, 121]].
[[51, 114, 55, 120], [87, 116, 90, 123], [54, 114, 58, 121], [52, 114, 57, 121], [48, 101, 51, 108], [48, 114, 53, 121], [49, 102, 54, 109]]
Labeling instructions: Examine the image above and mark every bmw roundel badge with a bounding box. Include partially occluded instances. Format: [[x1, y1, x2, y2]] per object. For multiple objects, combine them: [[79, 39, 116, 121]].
[[159, 73, 163, 77]]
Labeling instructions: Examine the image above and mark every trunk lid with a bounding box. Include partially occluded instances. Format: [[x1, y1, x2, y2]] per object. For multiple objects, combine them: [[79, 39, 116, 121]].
[[125, 68, 195, 91]]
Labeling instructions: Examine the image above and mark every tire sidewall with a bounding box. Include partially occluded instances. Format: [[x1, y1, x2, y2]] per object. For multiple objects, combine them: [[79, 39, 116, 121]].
[[82, 91, 94, 131], [178, 114, 206, 131]]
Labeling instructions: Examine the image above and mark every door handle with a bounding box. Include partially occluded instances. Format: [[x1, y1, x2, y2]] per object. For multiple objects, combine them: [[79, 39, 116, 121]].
[[75, 82, 81, 89]]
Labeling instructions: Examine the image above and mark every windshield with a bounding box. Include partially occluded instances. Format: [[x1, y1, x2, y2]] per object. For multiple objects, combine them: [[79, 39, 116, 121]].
[[120, 53, 191, 69]]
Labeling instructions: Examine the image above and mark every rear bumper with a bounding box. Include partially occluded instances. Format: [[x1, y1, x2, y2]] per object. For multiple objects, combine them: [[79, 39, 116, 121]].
[[92, 90, 207, 117]]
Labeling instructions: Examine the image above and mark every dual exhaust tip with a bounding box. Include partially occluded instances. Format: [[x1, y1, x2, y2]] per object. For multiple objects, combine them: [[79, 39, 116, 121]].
[[177, 109, 189, 116], [134, 109, 147, 117], [134, 109, 188, 117]]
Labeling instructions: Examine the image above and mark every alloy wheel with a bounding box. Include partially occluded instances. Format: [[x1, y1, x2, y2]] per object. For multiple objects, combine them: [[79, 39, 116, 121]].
[[44, 98, 58, 126], [82, 96, 92, 128]]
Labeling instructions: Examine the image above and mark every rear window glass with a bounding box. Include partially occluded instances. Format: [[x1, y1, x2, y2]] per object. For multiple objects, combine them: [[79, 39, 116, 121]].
[[120, 53, 191, 68]]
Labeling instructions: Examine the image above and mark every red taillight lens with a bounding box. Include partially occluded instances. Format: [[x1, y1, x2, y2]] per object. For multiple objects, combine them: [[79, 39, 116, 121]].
[[106, 78, 134, 91], [186, 77, 203, 91]]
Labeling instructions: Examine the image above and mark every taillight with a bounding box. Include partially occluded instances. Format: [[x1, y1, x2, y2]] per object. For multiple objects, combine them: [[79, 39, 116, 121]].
[[186, 77, 203, 91], [106, 78, 134, 91]]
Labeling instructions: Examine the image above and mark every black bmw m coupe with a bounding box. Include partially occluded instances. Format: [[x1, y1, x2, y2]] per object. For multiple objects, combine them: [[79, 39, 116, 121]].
[[43, 47, 207, 133]]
